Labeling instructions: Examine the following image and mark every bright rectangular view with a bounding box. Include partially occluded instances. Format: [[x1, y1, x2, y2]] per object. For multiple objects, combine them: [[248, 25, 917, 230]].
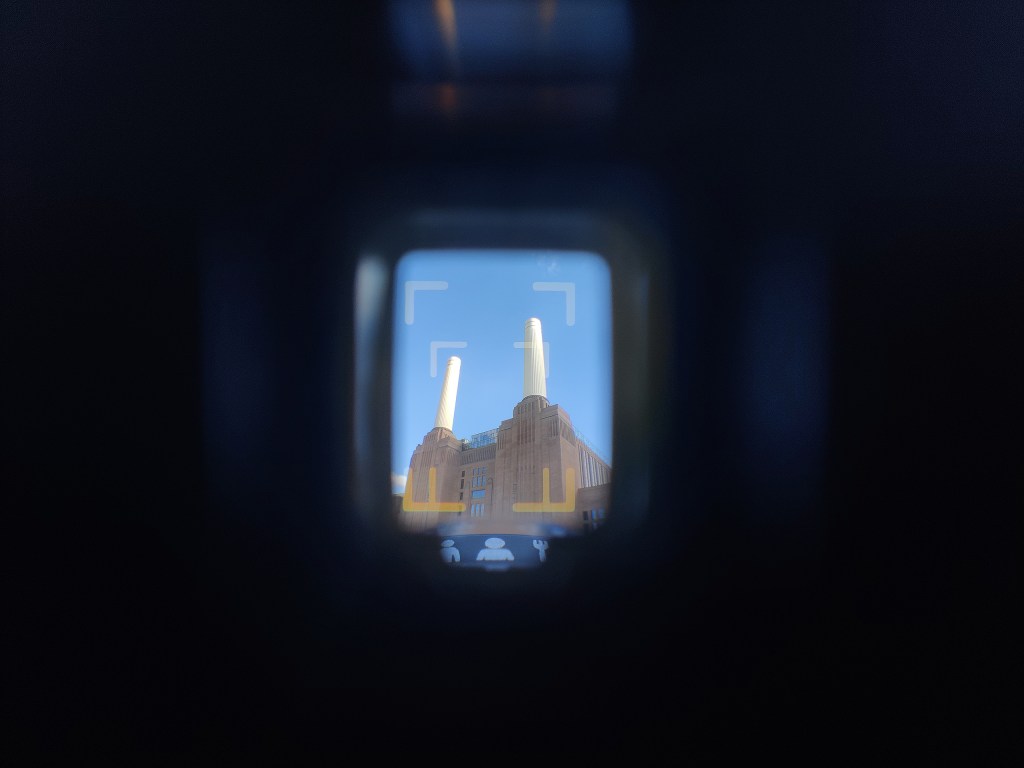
[[392, 250, 613, 570]]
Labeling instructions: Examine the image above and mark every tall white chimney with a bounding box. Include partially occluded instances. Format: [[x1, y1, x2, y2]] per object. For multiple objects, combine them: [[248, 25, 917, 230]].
[[523, 317, 547, 398], [433, 356, 461, 430]]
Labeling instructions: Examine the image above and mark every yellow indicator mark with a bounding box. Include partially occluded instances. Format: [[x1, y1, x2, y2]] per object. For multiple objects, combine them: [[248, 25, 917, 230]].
[[512, 467, 576, 513], [402, 467, 466, 513]]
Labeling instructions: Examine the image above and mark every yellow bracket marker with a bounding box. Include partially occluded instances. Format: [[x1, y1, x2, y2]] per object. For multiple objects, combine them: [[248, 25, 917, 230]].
[[402, 467, 466, 513], [512, 467, 576, 513]]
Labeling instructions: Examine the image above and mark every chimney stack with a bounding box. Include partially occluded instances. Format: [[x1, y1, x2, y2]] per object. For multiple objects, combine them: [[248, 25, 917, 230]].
[[433, 356, 461, 431], [523, 318, 547, 398]]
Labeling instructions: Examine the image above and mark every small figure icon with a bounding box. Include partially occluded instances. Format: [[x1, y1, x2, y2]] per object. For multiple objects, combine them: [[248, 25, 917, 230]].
[[476, 537, 515, 561], [532, 539, 549, 563], [440, 539, 460, 563]]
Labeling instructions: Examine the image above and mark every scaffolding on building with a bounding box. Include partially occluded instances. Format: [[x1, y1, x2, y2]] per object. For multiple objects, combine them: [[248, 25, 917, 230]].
[[461, 428, 498, 450]]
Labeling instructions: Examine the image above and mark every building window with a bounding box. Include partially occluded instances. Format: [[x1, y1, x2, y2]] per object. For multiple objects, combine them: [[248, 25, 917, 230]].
[[471, 489, 485, 499], [459, 491, 463, 500], [470, 466, 487, 487], [460, 479, 464, 488]]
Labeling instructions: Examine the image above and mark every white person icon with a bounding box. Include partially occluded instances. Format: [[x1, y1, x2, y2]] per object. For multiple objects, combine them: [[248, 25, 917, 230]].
[[475, 537, 514, 562], [440, 539, 460, 563]]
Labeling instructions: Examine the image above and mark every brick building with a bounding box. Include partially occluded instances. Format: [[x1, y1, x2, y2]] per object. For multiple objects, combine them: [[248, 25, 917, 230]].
[[399, 318, 611, 537]]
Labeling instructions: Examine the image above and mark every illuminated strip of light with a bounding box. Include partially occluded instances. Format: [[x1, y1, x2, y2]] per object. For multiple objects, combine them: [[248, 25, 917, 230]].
[[434, 0, 460, 78]]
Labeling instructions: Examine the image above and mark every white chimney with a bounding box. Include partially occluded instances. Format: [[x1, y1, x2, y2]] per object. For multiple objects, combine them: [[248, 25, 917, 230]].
[[523, 317, 547, 398], [433, 356, 461, 430]]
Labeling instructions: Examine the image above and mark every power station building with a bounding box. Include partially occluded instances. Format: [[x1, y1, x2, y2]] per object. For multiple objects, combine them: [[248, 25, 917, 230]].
[[399, 318, 611, 537]]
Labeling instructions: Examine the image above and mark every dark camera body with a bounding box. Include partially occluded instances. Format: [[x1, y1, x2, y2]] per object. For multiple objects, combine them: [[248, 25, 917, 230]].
[[6, 0, 1019, 759]]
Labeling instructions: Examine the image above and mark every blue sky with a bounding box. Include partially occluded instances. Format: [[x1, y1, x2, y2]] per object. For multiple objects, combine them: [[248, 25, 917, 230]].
[[392, 250, 612, 492]]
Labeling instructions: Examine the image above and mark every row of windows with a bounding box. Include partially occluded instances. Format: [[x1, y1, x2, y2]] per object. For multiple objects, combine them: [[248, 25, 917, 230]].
[[583, 508, 606, 532], [470, 503, 485, 517], [462, 466, 488, 487]]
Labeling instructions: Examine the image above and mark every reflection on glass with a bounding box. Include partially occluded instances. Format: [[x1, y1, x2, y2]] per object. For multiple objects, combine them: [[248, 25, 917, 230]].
[[392, 250, 613, 569]]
